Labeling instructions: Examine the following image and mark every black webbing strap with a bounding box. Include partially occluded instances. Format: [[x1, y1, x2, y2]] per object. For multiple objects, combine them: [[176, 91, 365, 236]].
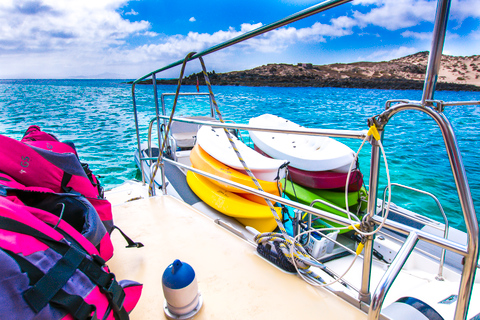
[[3, 249, 96, 320], [61, 172, 73, 193], [113, 225, 144, 248], [24, 246, 84, 312], [0, 216, 128, 320]]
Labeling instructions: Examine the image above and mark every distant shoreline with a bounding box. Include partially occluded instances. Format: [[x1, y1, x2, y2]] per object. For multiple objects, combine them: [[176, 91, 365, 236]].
[[135, 77, 479, 92], [132, 51, 480, 92]]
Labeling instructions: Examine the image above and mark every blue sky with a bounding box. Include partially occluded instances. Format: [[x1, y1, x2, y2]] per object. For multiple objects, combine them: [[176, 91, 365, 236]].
[[0, 0, 478, 79]]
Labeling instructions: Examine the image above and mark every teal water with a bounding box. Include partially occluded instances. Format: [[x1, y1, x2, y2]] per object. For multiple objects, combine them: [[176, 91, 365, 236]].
[[1, 79, 479, 232]]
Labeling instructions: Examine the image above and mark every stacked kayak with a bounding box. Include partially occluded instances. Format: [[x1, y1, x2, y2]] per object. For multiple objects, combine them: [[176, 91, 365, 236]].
[[187, 171, 282, 232], [249, 114, 363, 191], [196, 126, 287, 181], [190, 144, 281, 204], [283, 179, 367, 232], [187, 126, 287, 232], [248, 114, 367, 231]]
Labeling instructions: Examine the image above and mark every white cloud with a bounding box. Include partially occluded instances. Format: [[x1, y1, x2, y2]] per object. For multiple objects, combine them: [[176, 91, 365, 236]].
[[401, 30, 432, 40], [359, 46, 419, 62], [125, 9, 138, 16], [352, 0, 436, 30], [114, 18, 357, 62], [352, 0, 480, 30], [0, 0, 478, 78], [450, 0, 480, 21], [402, 30, 460, 40], [142, 31, 159, 37], [0, 0, 150, 53]]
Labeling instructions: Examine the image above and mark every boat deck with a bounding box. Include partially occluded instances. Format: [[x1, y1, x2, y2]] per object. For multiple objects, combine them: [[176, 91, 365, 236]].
[[106, 182, 366, 319]]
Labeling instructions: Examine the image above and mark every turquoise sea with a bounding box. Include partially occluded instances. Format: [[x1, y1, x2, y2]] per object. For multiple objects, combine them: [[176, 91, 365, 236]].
[[1, 79, 479, 233]]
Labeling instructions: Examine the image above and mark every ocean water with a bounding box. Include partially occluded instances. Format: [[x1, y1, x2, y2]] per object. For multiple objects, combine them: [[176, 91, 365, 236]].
[[1, 79, 479, 233]]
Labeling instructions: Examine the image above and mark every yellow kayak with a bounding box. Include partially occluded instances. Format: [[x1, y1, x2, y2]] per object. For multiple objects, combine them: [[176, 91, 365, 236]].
[[186, 170, 281, 233], [190, 144, 281, 204]]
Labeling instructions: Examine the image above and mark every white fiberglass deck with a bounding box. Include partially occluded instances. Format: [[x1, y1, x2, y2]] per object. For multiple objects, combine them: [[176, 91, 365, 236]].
[[106, 182, 480, 319], [106, 182, 366, 319]]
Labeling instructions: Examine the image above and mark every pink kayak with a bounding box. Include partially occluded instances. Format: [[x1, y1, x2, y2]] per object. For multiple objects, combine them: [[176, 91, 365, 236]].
[[287, 166, 363, 191], [254, 145, 363, 191]]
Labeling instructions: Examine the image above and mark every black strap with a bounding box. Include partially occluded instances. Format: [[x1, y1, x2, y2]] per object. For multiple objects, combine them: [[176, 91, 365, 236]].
[[81, 163, 104, 199], [113, 225, 144, 248], [24, 246, 84, 312], [61, 172, 73, 193], [3, 249, 96, 320]]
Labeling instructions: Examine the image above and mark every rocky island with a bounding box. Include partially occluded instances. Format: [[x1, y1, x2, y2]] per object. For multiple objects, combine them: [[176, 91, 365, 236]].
[[142, 52, 480, 91]]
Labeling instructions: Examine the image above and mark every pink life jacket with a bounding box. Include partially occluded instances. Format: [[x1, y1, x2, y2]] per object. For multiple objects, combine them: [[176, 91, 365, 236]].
[[0, 132, 98, 198], [0, 127, 114, 242], [0, 172, 114, 261], [0, 193, 142, 320], [21, 125, 104, 197]]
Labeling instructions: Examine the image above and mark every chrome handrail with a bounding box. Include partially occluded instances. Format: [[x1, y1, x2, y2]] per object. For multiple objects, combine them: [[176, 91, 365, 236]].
[[371, 102, 479, 320], [381, 183, 449, 280], [138, 112, 476, 319], [159, 92, 214, 156], [154, 115, 368, 139], [130, 0, 479, 318], [137, 92, 215, 184], [163, 156, 470, 256], [131, 0, 354, 182], [421, 0, 451, 105], [368, 232, 419, 320]]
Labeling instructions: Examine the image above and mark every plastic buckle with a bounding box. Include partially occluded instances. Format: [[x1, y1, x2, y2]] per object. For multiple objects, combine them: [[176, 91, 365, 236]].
[[105, 274, 125, 312]]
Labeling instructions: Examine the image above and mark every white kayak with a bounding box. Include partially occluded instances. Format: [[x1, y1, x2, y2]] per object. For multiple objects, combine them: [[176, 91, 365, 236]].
[[196, 126, 288, 182], [248, 114, 355, 173]]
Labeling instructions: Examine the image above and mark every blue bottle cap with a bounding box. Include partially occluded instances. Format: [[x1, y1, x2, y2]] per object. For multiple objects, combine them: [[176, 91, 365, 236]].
[[162, 259, 196, 290]]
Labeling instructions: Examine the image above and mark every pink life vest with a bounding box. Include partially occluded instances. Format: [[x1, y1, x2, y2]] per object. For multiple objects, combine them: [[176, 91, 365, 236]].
[[0, 126, 143, 319], [0, 172, 114, 261], [0, 127, 116, 258], [0, 193, 142, 320]]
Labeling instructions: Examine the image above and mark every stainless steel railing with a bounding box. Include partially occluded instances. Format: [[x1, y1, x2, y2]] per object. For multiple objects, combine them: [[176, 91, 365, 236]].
[[131, 0, 354, 171], [131, 0, 479, 318], [140, 115, 472, 257], [138, 110, 477, 320], [366, 101, 479, 320], [381, 183, 449, 280]]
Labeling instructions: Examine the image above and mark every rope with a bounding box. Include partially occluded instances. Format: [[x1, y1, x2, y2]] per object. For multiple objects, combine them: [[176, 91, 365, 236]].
[[149, 53, 351, 283], [344, 124, 392, 236], [149, 52, 196, 196], [196, 56, 331, 274]]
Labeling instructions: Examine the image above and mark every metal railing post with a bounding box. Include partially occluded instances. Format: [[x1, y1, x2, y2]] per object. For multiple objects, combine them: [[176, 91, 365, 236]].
[[380, 103, 479, 320], [421, 0, 451, 104], [131, 84, 145, 184], [368, 232, 419, 319], [359, 128, 383, 303]]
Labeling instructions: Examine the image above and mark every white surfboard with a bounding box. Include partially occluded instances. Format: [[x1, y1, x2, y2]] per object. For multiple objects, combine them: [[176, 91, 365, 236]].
[[248, 114, 355, 172], [196, 126, 287, 182]]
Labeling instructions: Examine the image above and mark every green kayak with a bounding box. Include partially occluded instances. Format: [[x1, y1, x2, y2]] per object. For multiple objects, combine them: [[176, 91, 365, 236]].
[[282, 179, 367, 232]]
